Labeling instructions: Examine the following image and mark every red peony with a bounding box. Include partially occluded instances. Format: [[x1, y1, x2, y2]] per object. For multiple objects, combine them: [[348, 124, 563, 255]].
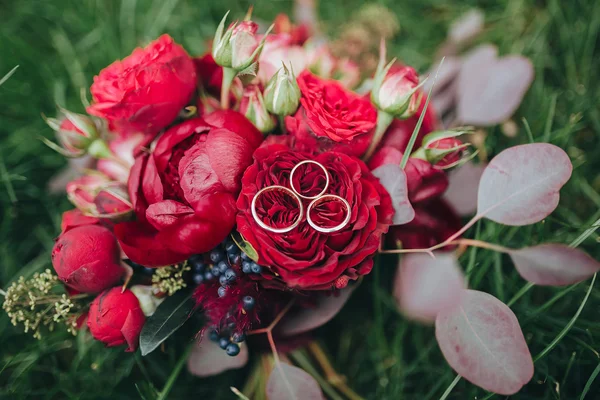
[[87, 287, 145, 352], [87, 34, 197, 136], [51, 224, 123, 293], [285, 70, 377, 157], [114, 111, 263, 267], [236, 141, 394, 290], [60, 209, 101, 233]]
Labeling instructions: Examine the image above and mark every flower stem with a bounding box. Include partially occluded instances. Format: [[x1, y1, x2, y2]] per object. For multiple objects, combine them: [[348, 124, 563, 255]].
[[221, 67, 237, 110], [307, 342, 365, 400], [157, 343, 193, 400], [399, 57, 445, 169], [363, 110, 393, 162]]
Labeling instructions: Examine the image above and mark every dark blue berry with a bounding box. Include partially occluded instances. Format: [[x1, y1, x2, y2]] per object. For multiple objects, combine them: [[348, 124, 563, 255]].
[[219, 275, 228, 286], [192, 261, 206, 273], [210, 250, 224, 263], [143, 267, 154, 275], [224, 268, 237, 282], [193, 274, 204, 285], [219, 338, 230, 349], [242, 296, 255, 310], [225, 242, 238, 254], [225, 343, 240, 356], [227, 322, 236, 330], [232, 332, 246, 343], [217, 260, 229, 273], [208, 330, 219, 342], [188, 254, 203, 263], [242, 261, 252, 274], [250, 263, 262, 274], [241, 252, 251, 261], [211, 267, 221, 277], [204, 271, 214, 281], [218, 286, 227, 297], [230, 254, 241, 266]]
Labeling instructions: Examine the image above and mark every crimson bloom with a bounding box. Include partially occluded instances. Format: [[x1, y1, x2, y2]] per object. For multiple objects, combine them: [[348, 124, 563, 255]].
[[87, 287, 146, 352], [236, 140, 393, 290], [87, 34, 197, 136], [285, 70, 377, 157], [51, 224, 123, 293], [114, 111, 263, 267]]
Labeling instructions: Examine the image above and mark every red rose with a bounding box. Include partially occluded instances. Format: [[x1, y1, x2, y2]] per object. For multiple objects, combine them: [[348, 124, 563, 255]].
[[51, 225, 123, 293], [236, 141, 394, 290], [424, 137, 465, 168], [387, 199, 461, 249], [286, 70, 377, 157], [114, 111, 263, 266], [87, 34, 197, 136], [87, 287, 145, 352], [368, 146, 449, 204]]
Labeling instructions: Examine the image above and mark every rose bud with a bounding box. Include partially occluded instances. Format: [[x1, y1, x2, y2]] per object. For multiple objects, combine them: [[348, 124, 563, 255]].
[[43, 110, 111, 159], [333, 58, 361, 89], [306, 43, 337, 79], [87, 287, 146, 352], [240, 85, 276, 133], [51, 225, 124, 293], [114, 111, 263, 267], [67, 173, 133, 221], [212, 11, 271, 72], [372, 63, 421, 118], [97, 132, 146, 184], [87, 34, 196, 136], [264, 64, 301, 116], [414, 129, 474, 169]]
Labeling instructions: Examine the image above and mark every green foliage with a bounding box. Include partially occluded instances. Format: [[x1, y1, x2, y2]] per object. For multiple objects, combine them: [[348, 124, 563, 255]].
[[1, 0, 599, 399]]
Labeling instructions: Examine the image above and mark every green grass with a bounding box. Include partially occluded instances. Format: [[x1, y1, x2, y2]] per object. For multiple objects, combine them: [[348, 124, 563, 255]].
[[1, 0, 599, 399]]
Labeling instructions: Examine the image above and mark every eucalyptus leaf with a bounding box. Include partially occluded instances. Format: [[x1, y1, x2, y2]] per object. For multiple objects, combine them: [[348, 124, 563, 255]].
[[139, 290, 196, 356]]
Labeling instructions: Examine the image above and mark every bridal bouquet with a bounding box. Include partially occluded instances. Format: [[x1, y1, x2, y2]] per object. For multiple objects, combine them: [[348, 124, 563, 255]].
[[4, 5, 599, 399]]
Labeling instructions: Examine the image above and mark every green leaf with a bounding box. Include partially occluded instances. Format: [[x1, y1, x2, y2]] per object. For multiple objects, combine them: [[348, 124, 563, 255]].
[[0, 65, 19, 86], [139, 290, 196, 356], [231, 230, 259, 261]]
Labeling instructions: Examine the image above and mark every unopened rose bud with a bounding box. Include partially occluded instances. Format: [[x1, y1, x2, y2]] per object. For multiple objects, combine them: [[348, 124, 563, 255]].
[[372, 64, 421, 118], [43, 110, 103, 157], [415, 129, 475, 168], [307, 43, 336, 78], [240, 85, 276, 133], [87, 287, 145, 352], [264, 64, 301, 116], [51, 225, 124, 293], [66, 173, 133, 220], [212, 11, 272, 72], [333, 58, 361, 89]]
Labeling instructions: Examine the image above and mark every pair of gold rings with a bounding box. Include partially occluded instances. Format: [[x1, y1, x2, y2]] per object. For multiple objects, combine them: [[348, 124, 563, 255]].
[[250, 160, 351, 234]]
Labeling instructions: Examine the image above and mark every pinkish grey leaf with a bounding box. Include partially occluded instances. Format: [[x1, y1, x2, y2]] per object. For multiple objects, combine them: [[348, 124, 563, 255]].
[[187, 338, 248, 377], [372, 164, 415, 225], [457, 45, 534, 126], [448, 9, 485, 45], [443, 161, 486, 216], [394, 252, 465, 323], [477, 143, 572, 225], [267, 362, 324, 400], [435, 290, 534, 395], [279, 286, 355, 337], [509, 244, 600, 286]]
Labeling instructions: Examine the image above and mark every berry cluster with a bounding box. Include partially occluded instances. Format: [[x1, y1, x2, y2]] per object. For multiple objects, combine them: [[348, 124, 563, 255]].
[[208, 327, 246, 356]]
